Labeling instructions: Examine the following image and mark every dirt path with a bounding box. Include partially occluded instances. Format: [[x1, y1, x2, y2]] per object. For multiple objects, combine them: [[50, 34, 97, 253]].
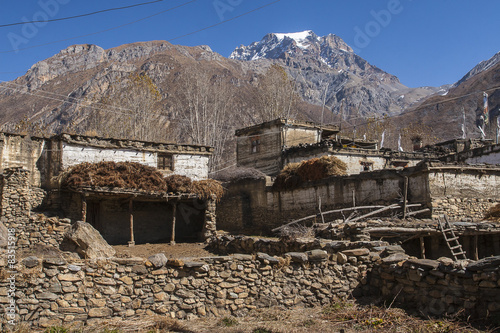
[[113, 242, 216, 259]]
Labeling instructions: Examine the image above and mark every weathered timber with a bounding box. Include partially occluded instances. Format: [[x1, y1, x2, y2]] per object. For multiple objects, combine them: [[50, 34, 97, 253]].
[[348, 204, 400, 222]]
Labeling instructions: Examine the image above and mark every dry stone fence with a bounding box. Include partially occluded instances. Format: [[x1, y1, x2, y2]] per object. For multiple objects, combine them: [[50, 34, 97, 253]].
[[0, 167, 500, 329]]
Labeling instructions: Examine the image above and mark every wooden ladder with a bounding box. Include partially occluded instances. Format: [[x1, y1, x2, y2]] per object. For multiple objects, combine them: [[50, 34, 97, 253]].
[[437, 215, 466, 260]]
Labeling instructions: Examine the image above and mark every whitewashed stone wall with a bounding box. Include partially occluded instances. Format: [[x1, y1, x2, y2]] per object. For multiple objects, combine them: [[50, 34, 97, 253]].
[[428, 169, 500, 198], [61, 144, 209, 180], [286, 152, 421, 175], [174, 154, 209, 180], [61, 144, 157, 168]]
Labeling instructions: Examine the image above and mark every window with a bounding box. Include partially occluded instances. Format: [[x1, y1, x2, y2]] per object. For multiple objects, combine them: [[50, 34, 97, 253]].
[[360, 161, 374, 172], [251, 136, 261, 153], [158, 153, 174, 171]]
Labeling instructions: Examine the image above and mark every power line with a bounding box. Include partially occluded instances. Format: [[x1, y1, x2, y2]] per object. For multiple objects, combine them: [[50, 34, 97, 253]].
[[0, 0, 198, 54], [341, 85, 500, 131], [0, 0, 282, 55], [0, 0, 164, 28]]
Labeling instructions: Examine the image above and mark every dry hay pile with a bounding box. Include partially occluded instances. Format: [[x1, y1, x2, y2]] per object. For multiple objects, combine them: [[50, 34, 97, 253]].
[[164, 175, 224, 201], [63, 162, 225, 200], [485, 203, 500, 221], [212, 166, 266, 183], [273, 156, 347, 191], [63, 161, 168, 192], [165, 175, 193, 193]]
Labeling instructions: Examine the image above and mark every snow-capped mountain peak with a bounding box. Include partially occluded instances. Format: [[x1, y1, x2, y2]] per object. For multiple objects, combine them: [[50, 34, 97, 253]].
[[274, 30, 318, 49], [229, 30, 352, 62]]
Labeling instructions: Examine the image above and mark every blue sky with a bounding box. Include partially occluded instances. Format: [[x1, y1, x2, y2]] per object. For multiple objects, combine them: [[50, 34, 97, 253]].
[[1, 0, 499, 88]]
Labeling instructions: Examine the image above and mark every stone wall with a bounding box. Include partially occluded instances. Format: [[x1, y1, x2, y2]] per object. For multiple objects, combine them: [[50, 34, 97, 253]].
[[218, 168, 430, 233], [0, 168, 32, 221], [431, 197, 499, 221], [0, 168, 58, 249], [0, 134, 45, 187], [370, 256, 500, 319], [217, 164, 500, 233], [428, 167, 500, 220], [4, 245, 500, 329], [1, 249, 377, 329]]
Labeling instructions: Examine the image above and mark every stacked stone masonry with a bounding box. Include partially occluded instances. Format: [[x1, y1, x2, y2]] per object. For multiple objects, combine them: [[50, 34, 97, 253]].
[[432, 197, 498, 220], [371, 256, 500, 319], [2, 250, 376, 329]]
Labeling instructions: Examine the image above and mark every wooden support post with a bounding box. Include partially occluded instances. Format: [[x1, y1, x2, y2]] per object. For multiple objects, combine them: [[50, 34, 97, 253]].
[[170, 201, 177, 245], [473, 235, 479, 260], [318, 196, 325, 224], [352, 189, 356, 207], [403, 176, 409, 219], [81, 194, 87, 223], [128, 199, 135, 247], [419, 236, 426, 259]]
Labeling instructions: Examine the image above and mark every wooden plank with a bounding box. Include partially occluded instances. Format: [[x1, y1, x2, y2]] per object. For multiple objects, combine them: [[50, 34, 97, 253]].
[[128, 199, 135, 247], [349, 204, 399, 222], [473, 235, 479, 260], [271, 205, 387, 232], [420, 237, 426, 259], [171, 201, 177, 245], [81, 194, 87, 223], [403, 176, 408, 219]]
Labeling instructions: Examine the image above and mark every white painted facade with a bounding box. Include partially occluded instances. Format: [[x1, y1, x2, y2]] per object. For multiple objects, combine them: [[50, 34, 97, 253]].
[[61, 143, 209, 180], [62, 144, 157, 168], [173, 154, 209, 180], [285, 151, 421, 175]]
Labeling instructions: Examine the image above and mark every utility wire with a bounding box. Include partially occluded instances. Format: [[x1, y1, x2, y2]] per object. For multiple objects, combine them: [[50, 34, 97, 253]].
[[0, 0, 198, 54], [0, 0, 164, 28], [341, 85, 500, 131], [0, 0, 282, 54]]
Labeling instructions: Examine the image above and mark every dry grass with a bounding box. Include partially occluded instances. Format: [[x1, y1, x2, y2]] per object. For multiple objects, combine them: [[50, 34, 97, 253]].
[[485, 203, 500, 221], [192, 179, 225, 201], [63, 161, 168, 192], [165, 174, 193, 193], [278, 224, 316, 241], [62, 162, 224, 200], [273, 156, 347, 191], [32, 303, 494, 333]]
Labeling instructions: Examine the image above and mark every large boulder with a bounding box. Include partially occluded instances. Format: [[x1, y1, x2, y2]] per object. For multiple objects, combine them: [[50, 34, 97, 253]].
[[62, 221, 115, 259]]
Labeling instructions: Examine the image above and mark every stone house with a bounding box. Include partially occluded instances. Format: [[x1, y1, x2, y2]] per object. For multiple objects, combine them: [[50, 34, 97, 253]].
[[0, 132, 217, 245], [235, 118, 340, 176], [236, 119, 500, 176]]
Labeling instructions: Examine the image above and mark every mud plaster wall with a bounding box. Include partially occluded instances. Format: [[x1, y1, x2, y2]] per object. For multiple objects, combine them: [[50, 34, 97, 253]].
[[428, 169, 500, 220], [218, 167, 500, 233], [0, 135, 45, 187], [218, 171, 429, 232]]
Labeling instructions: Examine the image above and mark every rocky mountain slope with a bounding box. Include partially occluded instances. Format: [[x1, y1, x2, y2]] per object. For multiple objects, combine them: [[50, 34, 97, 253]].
[[230, 30, 441, 118], [393, 53, 500, 142], [0, 32, 497, 155], [454, 51, 500, 87]]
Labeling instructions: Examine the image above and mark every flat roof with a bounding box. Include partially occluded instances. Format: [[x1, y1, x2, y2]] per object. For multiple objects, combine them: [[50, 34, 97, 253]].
[[235, 118, 340, 136]]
